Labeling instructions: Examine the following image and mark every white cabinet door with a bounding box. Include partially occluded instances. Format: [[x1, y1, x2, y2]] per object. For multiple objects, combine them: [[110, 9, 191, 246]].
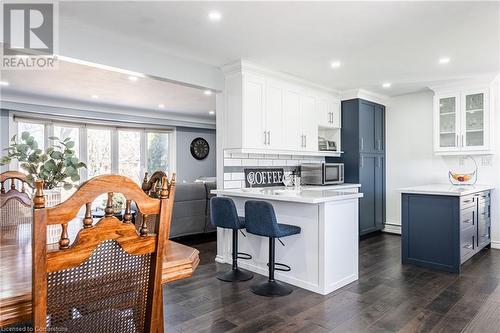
[[317, 97, 340, 128], [266, 82, 284, 149], [283, 88, 301, 150], [300, 94, 318, 151], [242, 74, 266, 149], [461, 88, 489, 151], [331, 99, 341, 128], [434, 92, 460, 152]]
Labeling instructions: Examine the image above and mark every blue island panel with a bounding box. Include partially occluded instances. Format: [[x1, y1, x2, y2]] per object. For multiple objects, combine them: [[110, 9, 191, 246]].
[[402, 193, 461, 273]]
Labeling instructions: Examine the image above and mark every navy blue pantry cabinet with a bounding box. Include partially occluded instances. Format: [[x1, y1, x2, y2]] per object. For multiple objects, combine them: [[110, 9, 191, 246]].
[[401, 191, 491, 273], [327, 98, 386, 236]]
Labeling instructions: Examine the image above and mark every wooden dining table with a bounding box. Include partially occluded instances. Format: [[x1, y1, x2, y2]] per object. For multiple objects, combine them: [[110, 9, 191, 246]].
[[0, 223, 200, 327]]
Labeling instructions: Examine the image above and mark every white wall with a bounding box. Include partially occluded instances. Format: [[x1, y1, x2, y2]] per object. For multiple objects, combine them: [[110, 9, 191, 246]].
[[386, 90, 500, 248]]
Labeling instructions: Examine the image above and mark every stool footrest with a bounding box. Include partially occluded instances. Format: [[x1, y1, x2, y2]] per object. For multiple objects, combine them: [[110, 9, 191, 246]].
[[266, 262, 291, 272], [237, 252, 252, 260]]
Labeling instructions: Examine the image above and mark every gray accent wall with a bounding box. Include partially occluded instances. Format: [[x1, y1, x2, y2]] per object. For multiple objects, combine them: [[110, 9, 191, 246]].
[[176, 127, 216, 184]]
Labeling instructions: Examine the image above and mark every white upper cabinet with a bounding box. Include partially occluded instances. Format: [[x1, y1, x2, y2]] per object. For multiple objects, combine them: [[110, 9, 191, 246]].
[[432, 82, 493, 155], [317, 97, 340, 128], [223, 62, 341, 156]]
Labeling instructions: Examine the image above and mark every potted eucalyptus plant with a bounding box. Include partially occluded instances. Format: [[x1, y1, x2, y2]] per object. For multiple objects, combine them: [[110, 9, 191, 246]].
[[0, 131, 86, 193], [1, 132, 87, 244]]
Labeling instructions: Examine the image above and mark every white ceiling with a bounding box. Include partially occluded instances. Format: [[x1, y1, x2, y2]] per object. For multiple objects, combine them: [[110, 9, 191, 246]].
[[1, 60, 216, 120], [59, 1, 500, 96]]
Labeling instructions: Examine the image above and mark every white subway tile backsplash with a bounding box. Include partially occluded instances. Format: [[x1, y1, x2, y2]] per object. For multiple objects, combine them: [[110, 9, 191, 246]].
[[224, 180, 242, 189], [292, 155, 305, 160], [231, 153, 249, 159], [287, 160, 299, 166], [231, 172, 245, 180], [279, 154, 292, 160], [241, 159, 259, 166], [248, 153, 264, 159], [224, 151, 230, 158], [224, 173, 232, 181], [224, 158, 242, 166], [264, 154, 279, 159], [272, 160, 285, 166], [258, 159, 273, 166]]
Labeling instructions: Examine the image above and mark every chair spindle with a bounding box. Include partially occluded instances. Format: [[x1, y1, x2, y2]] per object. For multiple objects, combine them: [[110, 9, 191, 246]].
[[140, 214, 149, 236], [59, 223, 70, 249], [34, 180, 45, 209], [123, 200, 132, 223], [105, 192, 114, 217], [83, 202, 93, 228]]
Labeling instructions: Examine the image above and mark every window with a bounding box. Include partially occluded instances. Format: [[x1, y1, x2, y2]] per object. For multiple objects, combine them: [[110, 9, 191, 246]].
[[118, 130, 141, 183], [87, 128, 112, 178], [146, 132, 169, 174], [12, 116, 173, 185], [53, 125, 80, 156], [17, 121, 45, 150]]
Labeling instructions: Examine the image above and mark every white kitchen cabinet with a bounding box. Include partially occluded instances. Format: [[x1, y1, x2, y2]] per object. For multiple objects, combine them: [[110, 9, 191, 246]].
[[300, 94, 318, 151], [223, 61, 341, 156], [317, 97, 340, 128], [433, 84, 492, 155], [242, 73, 266, 149]]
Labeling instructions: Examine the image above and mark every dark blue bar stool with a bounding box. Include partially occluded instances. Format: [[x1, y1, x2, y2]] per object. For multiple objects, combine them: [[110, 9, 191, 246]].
[[210, 197, 253, 282], [245, 200, 301, 297]]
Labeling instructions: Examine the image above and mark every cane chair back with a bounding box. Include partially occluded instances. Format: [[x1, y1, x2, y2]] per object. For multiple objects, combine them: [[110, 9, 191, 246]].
[[32, 174, 176, 333], [0, 171, 33, 228]]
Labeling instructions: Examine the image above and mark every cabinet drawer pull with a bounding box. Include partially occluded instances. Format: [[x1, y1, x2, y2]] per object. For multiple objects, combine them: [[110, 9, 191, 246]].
[[360, 138, 364, 150], [464, 243, 473, 250], [462, 218, 472, 224], [267, 131, 271, 145]]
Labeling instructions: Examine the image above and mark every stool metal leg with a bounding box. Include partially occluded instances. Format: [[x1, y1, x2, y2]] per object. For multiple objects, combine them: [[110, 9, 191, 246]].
[[217, 229, 253, 282], [250, 237, 293, 297]]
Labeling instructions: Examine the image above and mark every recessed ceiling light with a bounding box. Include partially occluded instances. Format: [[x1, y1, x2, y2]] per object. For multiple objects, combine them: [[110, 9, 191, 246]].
[[208, 10, 222, 21], [382, 82, 391, 88], [0, 81, 9, 86], [128, 75, 139, 82], [209, 110, 215, 115], [439, 57, 450, 64], [158, 104, 165, 109], [330, 61, 341, 69], [91, 94, 99, 99], [204, 90, 212, 96]]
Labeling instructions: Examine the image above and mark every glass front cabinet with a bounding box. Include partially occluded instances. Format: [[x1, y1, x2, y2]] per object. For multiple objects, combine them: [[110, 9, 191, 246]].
[[434, 86, 491, 154]]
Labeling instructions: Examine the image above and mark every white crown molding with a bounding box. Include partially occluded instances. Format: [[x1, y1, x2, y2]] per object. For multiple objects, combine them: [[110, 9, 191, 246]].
[[340, 88, 389, 105], [221, 59, 340, 96], [428, 72, 499, 92]]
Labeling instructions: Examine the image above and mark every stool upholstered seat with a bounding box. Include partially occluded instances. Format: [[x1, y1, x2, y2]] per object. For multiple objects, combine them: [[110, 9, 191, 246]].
[[210, 197, 253, 282], [244, 200, 301, 297]]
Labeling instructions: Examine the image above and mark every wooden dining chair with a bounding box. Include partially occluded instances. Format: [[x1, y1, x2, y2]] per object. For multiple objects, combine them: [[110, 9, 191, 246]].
[[32, 174, 176, 333], [0, 171, 33, 229], [142, 171, 167, 198]]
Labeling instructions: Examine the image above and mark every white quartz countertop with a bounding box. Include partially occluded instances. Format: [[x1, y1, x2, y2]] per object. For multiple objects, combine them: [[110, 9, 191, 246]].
[[399, 184, 494, 196], [212, 187, 363, 204], [302, 183, 361, 191]]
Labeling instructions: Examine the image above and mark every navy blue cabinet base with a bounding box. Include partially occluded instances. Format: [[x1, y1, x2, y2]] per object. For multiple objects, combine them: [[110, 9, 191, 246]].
[[328, 98, 386, 236], [402, 190, 491, 273]]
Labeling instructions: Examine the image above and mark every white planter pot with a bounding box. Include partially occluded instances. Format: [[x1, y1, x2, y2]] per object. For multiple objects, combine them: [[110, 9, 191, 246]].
[[44, 188, 62, 245]]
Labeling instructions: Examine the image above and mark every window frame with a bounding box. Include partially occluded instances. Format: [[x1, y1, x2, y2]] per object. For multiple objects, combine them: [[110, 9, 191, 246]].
[[11, 113, 176, 184]]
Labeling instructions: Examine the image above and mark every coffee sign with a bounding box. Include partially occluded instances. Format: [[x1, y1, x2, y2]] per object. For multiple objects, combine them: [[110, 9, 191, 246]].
[[244, 168, 284, 188]]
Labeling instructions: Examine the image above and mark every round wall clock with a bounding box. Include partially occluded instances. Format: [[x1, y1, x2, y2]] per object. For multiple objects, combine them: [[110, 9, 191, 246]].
[[190, 137, 210, 160]]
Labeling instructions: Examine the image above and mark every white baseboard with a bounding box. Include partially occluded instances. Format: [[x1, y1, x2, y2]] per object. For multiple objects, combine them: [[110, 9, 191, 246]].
[[382, 222, 401, 235], [491, 241, 500, 250]]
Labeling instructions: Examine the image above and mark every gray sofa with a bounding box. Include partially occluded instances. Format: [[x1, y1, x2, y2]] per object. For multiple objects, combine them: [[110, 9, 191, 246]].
[[170, 182, 216, 238]]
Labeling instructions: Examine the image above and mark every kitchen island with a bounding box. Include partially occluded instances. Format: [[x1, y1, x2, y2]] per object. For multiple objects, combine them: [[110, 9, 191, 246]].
[[212, 185, 363, 295], [400, 184, 494, 273]]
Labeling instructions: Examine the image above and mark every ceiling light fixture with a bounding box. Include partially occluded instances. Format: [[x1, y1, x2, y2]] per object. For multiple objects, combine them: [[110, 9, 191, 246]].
[[209, 110, 215, 115], [204, 90, 212, 96], [158, 104, 165, 109], [128, 75, 139, 82], [382, 82, 391, 88], [91, 94, 99, 99], [208, 10, 222, 21], [439, 57, 450, 64], [330, 61, 341, 69], [0, 81, 9, 86]]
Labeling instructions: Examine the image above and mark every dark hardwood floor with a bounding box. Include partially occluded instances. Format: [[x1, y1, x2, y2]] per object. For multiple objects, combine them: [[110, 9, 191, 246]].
[[163, 234, 500, 333]]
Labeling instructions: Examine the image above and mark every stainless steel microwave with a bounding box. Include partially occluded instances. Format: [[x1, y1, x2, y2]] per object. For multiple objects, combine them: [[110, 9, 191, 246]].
[[301, 163, 344, 185]]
